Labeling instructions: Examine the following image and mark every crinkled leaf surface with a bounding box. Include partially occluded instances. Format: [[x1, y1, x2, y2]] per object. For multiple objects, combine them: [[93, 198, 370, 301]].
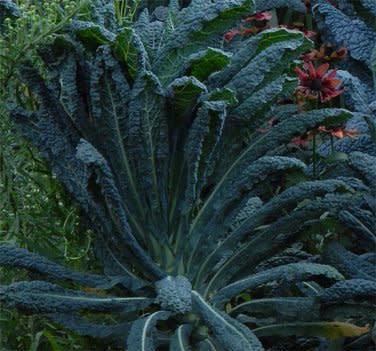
[[312, 2, 376, 68], [127, 311, 171, 351], [0, 281, 153, 313], [192, 291, 264, 351], [255, 0, 305, 12]]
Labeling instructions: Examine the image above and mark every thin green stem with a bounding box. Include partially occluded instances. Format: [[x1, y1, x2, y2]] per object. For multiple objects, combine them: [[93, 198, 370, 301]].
[[306, 13, 313, 31], [330, 135, 334, 154], [1, 2, 85, 94], [312, 131, 317, 179]]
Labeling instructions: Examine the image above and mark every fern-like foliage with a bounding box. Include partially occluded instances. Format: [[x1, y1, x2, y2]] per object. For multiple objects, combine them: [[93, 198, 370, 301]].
[[0, 0, 20, 24], [1, 0, 375, 350]]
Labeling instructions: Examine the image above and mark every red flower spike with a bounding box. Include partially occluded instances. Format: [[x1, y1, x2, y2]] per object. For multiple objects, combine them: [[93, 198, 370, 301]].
[[295, 62, 344, 103]]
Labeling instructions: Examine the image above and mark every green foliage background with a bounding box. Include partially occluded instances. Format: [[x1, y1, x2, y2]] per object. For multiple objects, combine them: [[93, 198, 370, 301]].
[[0, 1, 141, 349]]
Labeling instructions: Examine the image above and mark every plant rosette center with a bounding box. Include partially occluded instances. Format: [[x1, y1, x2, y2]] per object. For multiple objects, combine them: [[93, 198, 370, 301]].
[[155, 275, 192, 314]]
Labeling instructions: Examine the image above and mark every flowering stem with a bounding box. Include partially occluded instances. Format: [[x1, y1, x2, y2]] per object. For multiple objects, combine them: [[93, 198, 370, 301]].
[[312, 98, 320, 179], [339, 93, 345, 108], [283, 9, 293, 24], [330, 135, 334, 154], [306, 13, 313, 31], [312, 131, 317, 179]]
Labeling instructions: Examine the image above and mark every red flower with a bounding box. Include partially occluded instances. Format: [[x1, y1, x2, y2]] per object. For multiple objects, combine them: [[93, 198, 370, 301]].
[[331, 127, 358, 139], [301, 43, 347, 62], [240, 23, 270, 35], [300, 51, 317, 62], [254, 11, 272, 21], [315, 44, 347, 61], [302, 29, 317, 38], [317, 125, 328, 133], [295, 62, 343, 103], [317, 125, 358, 139], [239, 25, 259, 35], [226, 11, 272, 41], [245, 11, 272, 22], [224, 28, 240, 41]]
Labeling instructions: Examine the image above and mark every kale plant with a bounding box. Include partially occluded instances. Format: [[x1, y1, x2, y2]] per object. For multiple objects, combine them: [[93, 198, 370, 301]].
[[1, 0, 375, 350]]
